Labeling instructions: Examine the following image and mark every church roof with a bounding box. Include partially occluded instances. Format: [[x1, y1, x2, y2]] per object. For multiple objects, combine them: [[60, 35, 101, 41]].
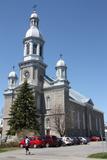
[[30, 11, 38, 19], [8, 71, 17, 79], [44, 75, 94, 106], [69, 88, 94, 106], [45, 75, 54, 82], [56, 58, 66, 67], [25, 26, 43, 39], [25, 10, 43, 40]]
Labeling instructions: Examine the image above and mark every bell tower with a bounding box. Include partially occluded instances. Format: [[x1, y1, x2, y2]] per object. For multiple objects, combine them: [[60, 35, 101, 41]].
[[19, 9, 47, 135], [55, 55, 67, 81], [19, 10, 47, 89]]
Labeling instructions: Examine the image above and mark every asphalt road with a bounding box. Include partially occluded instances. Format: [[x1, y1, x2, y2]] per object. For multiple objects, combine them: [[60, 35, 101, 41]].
[[0, 141, 107, 160]]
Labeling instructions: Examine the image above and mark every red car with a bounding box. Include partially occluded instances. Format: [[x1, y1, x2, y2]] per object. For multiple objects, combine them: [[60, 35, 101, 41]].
[[90, 136, 101, 141], [43, 135, 62, 147], [19, 136, 45, 148]]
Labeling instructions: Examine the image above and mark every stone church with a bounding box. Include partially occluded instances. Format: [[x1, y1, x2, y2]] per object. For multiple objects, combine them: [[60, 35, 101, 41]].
[[2, 10, 104, 138]]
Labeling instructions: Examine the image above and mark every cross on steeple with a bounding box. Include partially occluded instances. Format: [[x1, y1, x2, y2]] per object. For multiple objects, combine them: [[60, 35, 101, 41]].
[[32, 4, 37, 11], [12, 66, 15, 71], [60, 54, 63, 59]]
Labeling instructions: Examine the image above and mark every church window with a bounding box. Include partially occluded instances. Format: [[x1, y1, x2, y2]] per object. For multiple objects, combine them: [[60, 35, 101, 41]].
[[71, 111, 75, 128], [39, 75, 43, 82], [26, 43, 30, 55], [46, 118, 50, 129], [83, 112, 86, 129], [33, 19, 36, 26], [40, 46, 42, 57], [46, 96, 50, 109], [77, 112, 80, 129], [89, 114, 92, 130], [57, 70, 60, 78], [33, 43, 37, 54], [96, 118, 98, 131], [12, 79, 14, 84], [33, 68, 35, 79], [99, 118, 102, 133], [62, 69, 65, 78]]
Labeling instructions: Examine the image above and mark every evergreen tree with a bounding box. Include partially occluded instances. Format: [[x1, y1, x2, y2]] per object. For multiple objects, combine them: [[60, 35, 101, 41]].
[[7, 80, 40, 135]]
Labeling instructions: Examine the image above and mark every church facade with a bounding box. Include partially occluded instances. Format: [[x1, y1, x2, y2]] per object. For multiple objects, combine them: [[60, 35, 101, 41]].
[[2, 10, 104, 138]]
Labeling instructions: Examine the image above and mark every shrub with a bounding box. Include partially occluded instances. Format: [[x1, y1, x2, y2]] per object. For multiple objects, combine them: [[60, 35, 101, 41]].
[[0, 141, 19, 148]]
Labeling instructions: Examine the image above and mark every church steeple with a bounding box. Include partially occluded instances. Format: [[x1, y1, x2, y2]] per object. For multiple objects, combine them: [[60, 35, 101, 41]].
[[30, 10, 39, 28], [19, 10, 46, 86], [8, 66, 18, 89], [23, 9, 44, 62], [55, 55, 67, 81]]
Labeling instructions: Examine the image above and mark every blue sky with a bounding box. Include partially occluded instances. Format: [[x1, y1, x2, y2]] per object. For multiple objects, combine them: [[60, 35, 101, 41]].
[[0, 0, 107, 122]]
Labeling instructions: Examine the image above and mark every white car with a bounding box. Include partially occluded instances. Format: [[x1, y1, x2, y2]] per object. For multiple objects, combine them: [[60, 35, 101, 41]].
[[78, 137, 88, 144], [61, 137, 74, 146]]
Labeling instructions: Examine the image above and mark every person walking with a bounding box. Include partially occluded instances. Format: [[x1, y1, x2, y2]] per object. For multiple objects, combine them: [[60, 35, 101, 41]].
[[25, 136, 30, 155]]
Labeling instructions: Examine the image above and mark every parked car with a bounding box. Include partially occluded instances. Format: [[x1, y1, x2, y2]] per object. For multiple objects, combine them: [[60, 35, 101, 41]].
[[61, 136, 74, 146], [78, 137, 88, 144], [19, 136, 45, 148], [90, 136, 101, 141], [72, 137, 81, 145], [43, 135, 61, 147], [84, 137, 90, 143]]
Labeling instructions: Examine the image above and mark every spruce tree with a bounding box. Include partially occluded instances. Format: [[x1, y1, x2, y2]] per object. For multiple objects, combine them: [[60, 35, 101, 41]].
[[7, 80, 40, 135]]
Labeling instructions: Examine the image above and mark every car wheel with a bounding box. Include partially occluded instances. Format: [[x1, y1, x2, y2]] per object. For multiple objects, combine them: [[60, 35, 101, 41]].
[[46, 143, 49, 147], [20, 144, 23, 148], [33, 144, 37, 148]]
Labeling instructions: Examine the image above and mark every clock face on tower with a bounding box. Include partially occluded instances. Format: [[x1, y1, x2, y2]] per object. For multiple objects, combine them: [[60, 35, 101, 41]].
[[23, 70, 30, 79]]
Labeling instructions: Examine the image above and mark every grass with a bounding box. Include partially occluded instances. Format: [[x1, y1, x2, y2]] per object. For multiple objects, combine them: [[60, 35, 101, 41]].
[[0, 147, 19, 153], [88, 152, 107, 159]]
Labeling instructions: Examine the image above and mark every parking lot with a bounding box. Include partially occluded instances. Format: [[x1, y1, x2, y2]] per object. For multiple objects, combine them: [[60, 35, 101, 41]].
[[0, 141, 107, 160]]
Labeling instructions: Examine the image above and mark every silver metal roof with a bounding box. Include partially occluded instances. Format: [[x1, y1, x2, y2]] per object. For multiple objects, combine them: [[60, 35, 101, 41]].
[[69, 88, 94, 105]]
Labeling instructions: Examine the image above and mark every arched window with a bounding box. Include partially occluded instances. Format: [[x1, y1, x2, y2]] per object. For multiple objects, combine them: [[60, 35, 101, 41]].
[[46, 118, 50, 129], [26, 43, 30, 55], [71, 111, 75, 128], [12, 79, 14, 84], [83, 112, 86, 129], [33, 19, 36, 26], [89, 114, 92, 130], [33, 43, 37, 54], [61, 68, 65, 78], [46, 96, 50, 109], [99, 118, 101, 133], [96, 118, 98, 131], [40, 46, 42, 57], [77, 111, 80, 129]]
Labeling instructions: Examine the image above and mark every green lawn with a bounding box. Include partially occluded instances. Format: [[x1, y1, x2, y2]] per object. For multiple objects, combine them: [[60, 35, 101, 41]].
[[88, 152, 107, 159], [0, 147, 19, 153]]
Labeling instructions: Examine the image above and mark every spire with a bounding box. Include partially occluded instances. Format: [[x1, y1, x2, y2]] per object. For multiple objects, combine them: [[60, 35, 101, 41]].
[[23, 9, 44, 62], [12, 65, 15, 71], [8, 66, 18, 89], [60, 54, 63, 59], [25, 8, 41, 39], [30, 5, 39, 28], [32, 4, 37, 11], [55, 55, 67, 81], [56, 54, 66, 67]]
